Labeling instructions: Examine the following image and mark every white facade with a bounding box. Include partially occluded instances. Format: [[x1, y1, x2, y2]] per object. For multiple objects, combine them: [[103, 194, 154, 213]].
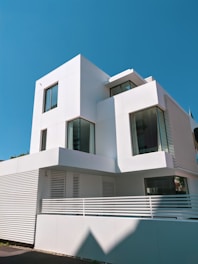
[[28, 54, 198, 198], [1, 54, 198, 260], [30, 55, 109, 154]]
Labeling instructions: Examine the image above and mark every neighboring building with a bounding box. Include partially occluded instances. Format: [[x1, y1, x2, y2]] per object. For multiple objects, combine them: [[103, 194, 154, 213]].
[[1, 54, 198, 263]]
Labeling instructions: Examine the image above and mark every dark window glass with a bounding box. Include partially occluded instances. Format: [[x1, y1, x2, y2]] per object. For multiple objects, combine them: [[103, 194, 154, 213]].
[[40, 129, 47, 151], [67, 118, 95, 154], [130, 107, 168, 155], [44, 84, 58, 112], [145, 176, 188, 195], [110, 81, 136, 96]]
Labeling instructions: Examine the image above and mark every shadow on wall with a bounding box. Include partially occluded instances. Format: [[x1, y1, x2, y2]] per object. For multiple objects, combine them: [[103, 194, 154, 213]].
[[76, 219, 198, 264]]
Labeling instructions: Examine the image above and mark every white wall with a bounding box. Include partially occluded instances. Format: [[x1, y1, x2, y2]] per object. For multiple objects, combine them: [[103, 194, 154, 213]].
[[115, 168, 183, 196], [96, 80, 173, 168], [58, 147, 116, 173], [187, 175, 198, 194], [30, 55, 81, 153], [30, 55, 110, 154], [35, 215, 198, 264], [116, 173, 145, 196], [80, 55, 109, 121], [0, 148, 59, 176], [114, 81, 160, 171], [38, 168, 116, 199], [96, 97, 117, 158]]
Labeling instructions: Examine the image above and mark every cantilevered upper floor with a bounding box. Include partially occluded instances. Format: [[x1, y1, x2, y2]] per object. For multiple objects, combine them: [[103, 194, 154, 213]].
[[29, 54, 198, 174]]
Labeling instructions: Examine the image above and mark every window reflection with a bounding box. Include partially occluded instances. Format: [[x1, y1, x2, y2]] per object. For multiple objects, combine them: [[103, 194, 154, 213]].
[[145, 176, 189, 195], [110, 81, 136, 96], [130, 107, 168, 155], [67, 118, 95, 154], [44, 84, 58, 112]]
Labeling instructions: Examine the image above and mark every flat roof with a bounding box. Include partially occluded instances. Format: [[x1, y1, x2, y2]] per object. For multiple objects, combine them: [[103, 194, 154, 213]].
[[105, 69, 146, 88]]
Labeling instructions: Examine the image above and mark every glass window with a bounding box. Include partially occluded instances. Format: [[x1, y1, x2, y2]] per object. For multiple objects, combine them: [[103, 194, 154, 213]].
[[40, 129, 47, 151], [110, 81, 136, 96], [44, 83, 58, 112], [67, 118, 95, 154], [130, 107, 168, 155], [145, 176, 189, 195]]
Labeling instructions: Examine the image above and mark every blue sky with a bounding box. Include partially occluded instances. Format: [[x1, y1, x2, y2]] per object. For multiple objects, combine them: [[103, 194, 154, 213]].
[[0, 0, 198, 160]]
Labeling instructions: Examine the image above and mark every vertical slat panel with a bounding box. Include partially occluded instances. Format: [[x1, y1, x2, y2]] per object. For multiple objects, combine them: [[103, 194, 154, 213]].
[[165, 95, 198, 171], [164, 101, 176, 165], [0, 170, 39, 244], [102, 181, 115, 197], [73, 173, 79, 198], [50, 170, 66, 198]]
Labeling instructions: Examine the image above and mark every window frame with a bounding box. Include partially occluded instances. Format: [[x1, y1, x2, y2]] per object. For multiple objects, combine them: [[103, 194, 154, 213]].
[[67, 117, 95, 154], [144, 176, 189, 195], [130, 106, 169, 156], [43, 83, 58, 112], [40, 129, 47, 151], [110, 80, 136, 97]]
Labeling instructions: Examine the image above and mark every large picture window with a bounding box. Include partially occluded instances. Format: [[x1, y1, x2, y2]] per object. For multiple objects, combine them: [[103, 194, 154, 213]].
[[145, 176, 188, 195], [130, 107, 168, 155], [44, 83, 58, 112], [67, 118, 95, 154]]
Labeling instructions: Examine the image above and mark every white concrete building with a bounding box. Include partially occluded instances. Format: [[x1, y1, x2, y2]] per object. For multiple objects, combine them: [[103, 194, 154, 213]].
[[1, 54, 198, 263]]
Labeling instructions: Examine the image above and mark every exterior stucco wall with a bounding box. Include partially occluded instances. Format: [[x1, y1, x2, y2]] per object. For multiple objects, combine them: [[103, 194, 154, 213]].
[[35, 215, 198, 264], [116, 173, 145, 196], [186, 175, 198, 194], [38, 168, 116, 199], [96, 80, 174, 171], [80, 55, 109, 121], [30, 55, 82, 153], [96, 97, 117, 158], [30, 55, 110, 154], [112, 81, 174, 172]]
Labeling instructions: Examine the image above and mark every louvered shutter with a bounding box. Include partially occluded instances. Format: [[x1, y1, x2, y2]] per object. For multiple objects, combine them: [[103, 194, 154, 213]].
[[50, 171, 66, 198]]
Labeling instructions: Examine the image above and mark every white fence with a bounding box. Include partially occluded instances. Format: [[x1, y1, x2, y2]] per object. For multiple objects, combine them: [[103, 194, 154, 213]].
[[40, 194, 198, 220]]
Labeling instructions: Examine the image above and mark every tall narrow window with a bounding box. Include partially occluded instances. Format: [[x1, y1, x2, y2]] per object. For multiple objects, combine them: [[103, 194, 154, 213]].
[[73, 174, 80, 198], [40, 129, 47, 151], [44, 83, 58, 112], [130, 107, 168, 155], [67, 118, 95, 154]]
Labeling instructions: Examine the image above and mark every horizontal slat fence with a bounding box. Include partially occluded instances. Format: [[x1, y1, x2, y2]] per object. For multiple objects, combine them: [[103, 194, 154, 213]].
[[41, 194, 198, 220]]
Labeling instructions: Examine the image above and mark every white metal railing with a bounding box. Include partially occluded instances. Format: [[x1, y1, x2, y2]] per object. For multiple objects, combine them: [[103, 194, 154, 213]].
[[40, 194, 198, 220]]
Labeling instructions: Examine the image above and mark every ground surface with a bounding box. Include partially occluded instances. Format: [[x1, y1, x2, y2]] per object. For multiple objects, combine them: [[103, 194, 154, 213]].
[[0, 246, 99, 264]]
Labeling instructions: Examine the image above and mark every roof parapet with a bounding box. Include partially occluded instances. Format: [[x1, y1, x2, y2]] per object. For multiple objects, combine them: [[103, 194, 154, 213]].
[[105, 69, 146, 88]]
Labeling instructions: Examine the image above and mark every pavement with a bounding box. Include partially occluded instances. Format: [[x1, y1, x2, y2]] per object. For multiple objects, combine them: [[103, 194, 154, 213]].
[[0, 246, 98, 264]]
